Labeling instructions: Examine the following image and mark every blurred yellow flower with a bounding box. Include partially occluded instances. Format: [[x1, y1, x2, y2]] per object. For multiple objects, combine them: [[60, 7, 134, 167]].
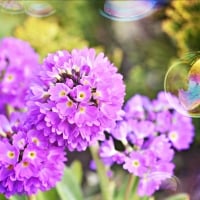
[[14, 17, 88, 59], [162, 0, 200, 55]]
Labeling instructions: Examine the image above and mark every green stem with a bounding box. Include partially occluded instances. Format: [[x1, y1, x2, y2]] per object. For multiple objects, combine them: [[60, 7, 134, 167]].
[[124, 175, 135, 200], [90, 145, 114, 200], [27, 195, 36, 200]]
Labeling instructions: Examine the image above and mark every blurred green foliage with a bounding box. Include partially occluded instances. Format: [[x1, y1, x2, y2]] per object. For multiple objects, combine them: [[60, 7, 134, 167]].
[[162, 0, 200, 55], [125, 35, 177, 100]]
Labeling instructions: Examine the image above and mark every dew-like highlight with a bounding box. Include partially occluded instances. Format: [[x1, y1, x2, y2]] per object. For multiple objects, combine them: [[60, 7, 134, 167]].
[[164, 53, 200, 117], [99, 0, 156, 21], [1, 0, 24, 14], [25, 2, 55, 18]]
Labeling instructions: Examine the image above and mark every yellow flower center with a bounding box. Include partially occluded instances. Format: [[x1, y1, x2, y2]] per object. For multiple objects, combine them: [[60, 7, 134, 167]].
[[169, 131, 178, 142], [66, 100, 73, 107], [28, 151, 36, 159], [32, 137, 40, 145], [132, 160, 140, 168], [7, 151, 15, 159], [78, 92, 85, 99], [7, 74, 14, 81], [79, 107, 86, 113], [59, 90, 67, 97], [22, 161, 29, 167]]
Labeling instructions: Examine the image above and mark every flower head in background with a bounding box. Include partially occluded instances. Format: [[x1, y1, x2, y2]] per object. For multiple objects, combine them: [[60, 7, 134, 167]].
[[27, 48, 125, 151], [0, 37, 39, 109], [99, 91, 194, 196], [0, 114, 66, 198]]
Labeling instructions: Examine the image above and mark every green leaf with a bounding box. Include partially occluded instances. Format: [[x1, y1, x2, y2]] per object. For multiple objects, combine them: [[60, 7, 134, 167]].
[[9, 195, 26, 200], [36, 188, 59, 200], [70, 160, 83, 185], [56, 166, 84, 200], [0, 194, 6, 200], [165, 193, 190, 200]]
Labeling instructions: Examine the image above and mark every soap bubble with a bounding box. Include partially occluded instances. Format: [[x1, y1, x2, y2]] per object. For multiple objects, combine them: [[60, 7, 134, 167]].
[[99, 0, 156, 21], [25, 2, 55, 17], [147, 171, 181, 192], [160, 175, 181, 192], [164, 52, 200, 117], [0, 0, 56, 17], [1, 0, 24, 14]]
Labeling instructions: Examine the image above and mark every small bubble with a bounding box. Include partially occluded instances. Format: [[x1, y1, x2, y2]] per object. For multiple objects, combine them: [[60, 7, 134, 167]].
[[164, 52, 200, 117], [1, 0, 24, 14], [99, 0, 156, 21], [147, 172, 181, 192], [25, 2, 55, 18], [160, 176, 181, 192]]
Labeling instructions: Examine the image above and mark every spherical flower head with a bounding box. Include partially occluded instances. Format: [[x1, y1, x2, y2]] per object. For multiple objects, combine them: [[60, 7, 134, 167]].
[[0, 114, 66, 198], [27, 48, 125, 151], [0, 37, 39, 109]]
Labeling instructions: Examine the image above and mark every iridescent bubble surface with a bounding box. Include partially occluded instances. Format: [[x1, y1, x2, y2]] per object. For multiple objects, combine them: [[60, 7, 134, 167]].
[[1, 0, 24, 14], [25, 2, 55, 17], [164, 53, 200, 117], [146, 171, 180, 192], [99, 0, 156, 21], [160, 175, 181, 192]]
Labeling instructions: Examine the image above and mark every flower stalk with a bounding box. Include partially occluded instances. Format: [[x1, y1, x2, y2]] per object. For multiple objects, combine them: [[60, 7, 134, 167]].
[[90, 144, 114, 200], [124, 175, 136, 200]]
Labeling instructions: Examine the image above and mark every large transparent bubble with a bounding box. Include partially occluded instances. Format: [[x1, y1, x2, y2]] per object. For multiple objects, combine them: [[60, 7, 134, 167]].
[[25, 2, 55, 18], [164, 52, 200, 117], [99, 0, 156, 21]]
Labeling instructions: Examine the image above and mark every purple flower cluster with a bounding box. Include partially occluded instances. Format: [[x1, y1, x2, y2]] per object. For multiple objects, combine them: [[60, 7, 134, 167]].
[[99, 92, 194, 196], [0, 37, 39, 109], [27, 48, 125, 151], [0, 113, 66, 198]]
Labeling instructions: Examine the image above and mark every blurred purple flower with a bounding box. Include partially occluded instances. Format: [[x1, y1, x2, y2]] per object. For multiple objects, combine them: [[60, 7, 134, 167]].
[[0, 37, 40, 109]]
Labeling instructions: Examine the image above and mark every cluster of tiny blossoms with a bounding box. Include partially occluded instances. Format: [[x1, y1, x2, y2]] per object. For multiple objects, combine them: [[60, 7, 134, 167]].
[[99, 92, 194, 196], [27, 48, 125, 151], [0, 37, 39, 110], [0, 113, 66, 197]]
